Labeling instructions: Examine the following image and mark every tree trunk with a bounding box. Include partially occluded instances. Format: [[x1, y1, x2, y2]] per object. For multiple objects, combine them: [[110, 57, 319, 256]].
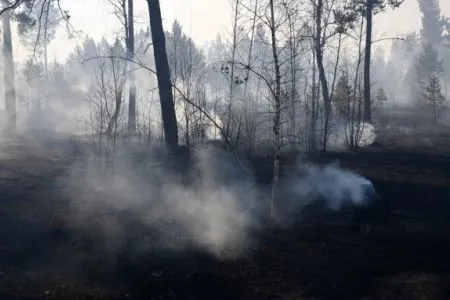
[[44, 38, 48, 79], [363, 0, 373, 123], [146, 0, 179, 152], [127, 0, 136, 135], [225, 0, 240, 144], [287, 9, 297, 151], [269, 0, 282, 223], [314, 0, 331, 152], [2, 2, 16, 136]]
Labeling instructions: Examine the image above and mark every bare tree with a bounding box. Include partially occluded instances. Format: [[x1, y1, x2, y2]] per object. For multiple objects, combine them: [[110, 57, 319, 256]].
[[107, 0, 137, 136], [167, 21, 206, 147], [313, 0, 332, 152], [268, 0, 282, 221], [126, 0, 136, 135]]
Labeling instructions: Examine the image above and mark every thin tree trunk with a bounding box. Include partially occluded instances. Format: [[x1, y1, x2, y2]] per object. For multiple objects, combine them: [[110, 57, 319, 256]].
[[243, 0, 258, 95], [107, 59, 123, 138], [127, 0, 136, 135], [349, 19, 365, 150], [225, 0, 240, 143], [2, 2, 16, 135], [146, 0, 179, 152], [314, 0, 331, 152], [330, 33, 343, 104], [44, 39, 48, 79], [286, 6, 297, 150], [363, 0, 373, 123], [269, 0, 282, 222]]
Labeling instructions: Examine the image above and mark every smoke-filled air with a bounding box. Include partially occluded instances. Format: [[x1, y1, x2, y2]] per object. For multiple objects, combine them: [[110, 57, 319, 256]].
[[0, 0, 449, 299]]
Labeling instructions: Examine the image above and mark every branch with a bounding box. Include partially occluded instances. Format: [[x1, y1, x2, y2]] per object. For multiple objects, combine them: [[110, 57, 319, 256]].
[[56, 0, 78, 38], [81, 54, 250, 174], [372, 36, 409, 44], [0, 0, 22, 16], [224, 59, 278, 100], [173, 85, 250, 174]]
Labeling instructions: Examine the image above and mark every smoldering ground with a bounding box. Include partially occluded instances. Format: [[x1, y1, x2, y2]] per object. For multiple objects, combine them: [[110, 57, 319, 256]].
[[54, 140, 381, 267], [59, 143, 262, 261], [278, 159, 380, 227]]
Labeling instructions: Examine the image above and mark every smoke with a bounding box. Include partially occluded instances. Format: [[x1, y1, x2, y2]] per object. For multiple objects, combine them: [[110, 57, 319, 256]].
[[49, 121, 377, 264], [204, 114, 223, 140], [279, 160, 376, 224], [327, 121, 377, 150], [60, 144, 260, 260]]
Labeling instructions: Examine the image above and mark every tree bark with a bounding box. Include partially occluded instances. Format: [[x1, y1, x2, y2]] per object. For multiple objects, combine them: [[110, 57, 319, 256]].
[[314, 0, 331, 152], [269, 0, 282, 222], [146, 0, 179, 152], [2, 1, 16, 135], [363, 0, 373, 123], [126, 0, 136, 135], [225, 0, 239, 144]]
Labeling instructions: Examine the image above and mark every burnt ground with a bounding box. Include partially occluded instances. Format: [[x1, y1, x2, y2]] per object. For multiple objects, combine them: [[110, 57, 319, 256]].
[[1, 136, 450, 299]]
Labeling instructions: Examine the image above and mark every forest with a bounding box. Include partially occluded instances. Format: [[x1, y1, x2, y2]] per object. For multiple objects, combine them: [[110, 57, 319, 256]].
[[0, 0, 450, 299]]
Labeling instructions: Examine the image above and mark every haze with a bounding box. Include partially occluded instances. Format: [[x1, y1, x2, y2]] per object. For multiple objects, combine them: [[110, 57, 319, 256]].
[[13, 0, 450, 62]]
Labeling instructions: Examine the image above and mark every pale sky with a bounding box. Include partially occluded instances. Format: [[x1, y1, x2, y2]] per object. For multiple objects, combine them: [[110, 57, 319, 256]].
[[13, 0, 450, 63]]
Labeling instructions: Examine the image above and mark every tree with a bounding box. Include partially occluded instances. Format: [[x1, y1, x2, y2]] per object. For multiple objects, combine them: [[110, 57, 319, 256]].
[[313, 0, 332, 151], [375, 86, 388, 106], [0, 0, 64, 134], [105, 39, 127, 139], [346, 0, 404, 123], [418, 0, 445, 47], [268, 0, 282, 221], [416, 43, 443, 104], [445, 22, 450, 48], [107, 0, 137, 136], [423, 73, 445, 125], [2, 0, 16, 135], [307, 0, 351, 151], [166, 20, 206, 146], [418, 0, 450, 98], [20, 0, 61, 78], [22, 58, 44, 112], [126, 0, 136, 136], [366, 0, 403, 123], [146, 0, 179, 152], [333, 73, 352, 119]]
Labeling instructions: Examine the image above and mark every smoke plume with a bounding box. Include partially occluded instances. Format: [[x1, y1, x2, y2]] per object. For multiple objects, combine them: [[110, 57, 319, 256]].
[[279, 160, 376, 224], [60, 144, 260, 260]]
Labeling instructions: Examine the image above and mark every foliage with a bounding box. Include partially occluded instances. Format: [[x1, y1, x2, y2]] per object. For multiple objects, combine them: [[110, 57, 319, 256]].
[[375, 87, 388, 104], [416, 43, 444, 87], [423, 74, 445, 105], [333, 73, 352, 118], [423, 73, 445, 124]]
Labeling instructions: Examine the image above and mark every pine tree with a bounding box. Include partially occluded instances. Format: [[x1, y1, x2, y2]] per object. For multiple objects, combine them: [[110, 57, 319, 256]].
[[416, 43, 443, 105], [332, 74, 352, 119], [423, 73, 445, 125], [343, 0, 404, 123], [418, 0, 444, 47], [375, 87, 388, 106]]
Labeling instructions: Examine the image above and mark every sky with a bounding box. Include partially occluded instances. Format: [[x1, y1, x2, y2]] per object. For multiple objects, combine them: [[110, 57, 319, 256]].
[[12, 0, 450, 63]]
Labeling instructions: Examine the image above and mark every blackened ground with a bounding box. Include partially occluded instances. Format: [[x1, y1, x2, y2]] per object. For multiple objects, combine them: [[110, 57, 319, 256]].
[[1, 137, 450, 299]]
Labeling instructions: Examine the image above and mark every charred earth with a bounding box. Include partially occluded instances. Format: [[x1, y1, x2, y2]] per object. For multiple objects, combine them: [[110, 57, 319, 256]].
[[1, 136, 450, 299]]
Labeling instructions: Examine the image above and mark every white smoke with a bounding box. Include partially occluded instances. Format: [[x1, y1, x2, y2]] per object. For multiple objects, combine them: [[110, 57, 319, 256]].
[[280, 161, 375, 222], [328, 121, 377, 150], [61, 144, 259, 260], [204, 114, 223, 141]]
